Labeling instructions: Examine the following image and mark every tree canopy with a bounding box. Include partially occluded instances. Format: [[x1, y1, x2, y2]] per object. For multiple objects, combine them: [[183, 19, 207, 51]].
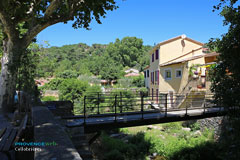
[[0, 0, 118, 48], [0, 0, 118, 110], [209, 0, 240, 108]]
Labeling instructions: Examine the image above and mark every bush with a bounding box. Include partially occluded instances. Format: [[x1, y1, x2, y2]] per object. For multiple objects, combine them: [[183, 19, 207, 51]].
[[137, 87, 148, 96], [101, 132, 152, 160], [84, 85, 103, 114], [104, 149, 124, 160], [59, 79, 89, 102], [43, 78, 64, 90], [41, 96, 57, 101], [131, 75, 144, 87], [162, 122, 182, 132], [189, 122, 201, 131]]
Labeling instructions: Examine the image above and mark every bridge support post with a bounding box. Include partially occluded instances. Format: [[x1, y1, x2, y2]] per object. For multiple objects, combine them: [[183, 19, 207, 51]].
[[120, 92, 122, 113], [84, 96, 86, 125], [97, 93, 100, 114], [114, 95, 117, 122], [141, 92, 144, 119], [165, 93, 167, 117]]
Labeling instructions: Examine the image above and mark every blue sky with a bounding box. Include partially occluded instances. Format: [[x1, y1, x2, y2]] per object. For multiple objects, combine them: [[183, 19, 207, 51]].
[[37, 0, 228, 47]]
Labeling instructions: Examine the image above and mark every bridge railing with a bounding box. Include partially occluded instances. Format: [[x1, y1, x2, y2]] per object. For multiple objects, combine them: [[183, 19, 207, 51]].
[[73, 92, 219, 123]]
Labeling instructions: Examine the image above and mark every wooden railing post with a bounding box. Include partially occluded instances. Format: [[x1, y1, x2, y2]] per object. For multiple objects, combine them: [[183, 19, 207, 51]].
[[84, 96, 86, 125]]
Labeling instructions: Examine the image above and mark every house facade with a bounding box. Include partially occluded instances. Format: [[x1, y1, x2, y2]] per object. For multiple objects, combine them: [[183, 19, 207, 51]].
[[144, 35, 218, 104]]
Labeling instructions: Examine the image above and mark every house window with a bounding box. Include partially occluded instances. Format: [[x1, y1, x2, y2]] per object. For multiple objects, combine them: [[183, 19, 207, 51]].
[[144, 71, 146, 78], [155, 70, 159, 84], [164, 69, 172, 80], [176, 69, 182, 78], [153, 72, 154, 84], [147, 70, 149, 77], [155, 71, 158, 83], [152, 53, 154, 62], [151, 72, 153, 83], [155, 49, 159, 60]]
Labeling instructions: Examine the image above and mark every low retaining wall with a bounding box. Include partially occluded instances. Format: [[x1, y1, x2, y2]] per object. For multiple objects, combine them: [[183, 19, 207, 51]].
[[43, 101, 73, 116]]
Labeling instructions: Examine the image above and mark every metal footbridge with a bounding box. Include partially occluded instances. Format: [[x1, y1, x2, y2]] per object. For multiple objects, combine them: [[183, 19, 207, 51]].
[[62, 92, 230, 133]]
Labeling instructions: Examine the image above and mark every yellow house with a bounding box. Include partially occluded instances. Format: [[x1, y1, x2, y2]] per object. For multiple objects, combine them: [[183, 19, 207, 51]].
[[144, 35, 218, 105]]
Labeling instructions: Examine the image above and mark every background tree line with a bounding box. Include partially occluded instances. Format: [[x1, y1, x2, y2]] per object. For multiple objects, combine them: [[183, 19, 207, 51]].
[[36, 36, 151, 81]]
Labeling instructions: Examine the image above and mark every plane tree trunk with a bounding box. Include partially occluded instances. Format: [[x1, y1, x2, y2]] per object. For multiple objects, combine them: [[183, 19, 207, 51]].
[[0, 38, 22, 112]]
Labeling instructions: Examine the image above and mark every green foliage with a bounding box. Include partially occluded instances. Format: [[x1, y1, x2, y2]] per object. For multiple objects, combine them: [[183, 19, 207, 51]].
[[0, 0, 119, 108], [84, 85, 103, 112], [131, 75, 145, 87], [137, 87, 149, 96], [116, 77, 134, 88], [104, 149, 124, 160], [209, 0, 240, 108], [56, 70, 78, 79], [189, 64, 201, 77], [189, 122, 201, 131], [116, 75, 145, 88], [43, 78, 65, 90], [109, 89, 136, 111], [41, 96, 57, 101], [16, 43, 41, 100], [78, 75, 101, 85], [162, 122, 182, 131], [99, 58, 123, 81], [35, 37, 152, 80], [116, 122, 218, 160], [105, 37, 149, 69], [170, 142, 220, 160], [101, 132, 152, 160], [59, 79, 89, 102]]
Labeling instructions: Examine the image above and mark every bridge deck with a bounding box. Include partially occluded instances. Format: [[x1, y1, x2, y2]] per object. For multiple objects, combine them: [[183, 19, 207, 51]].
[[67, 107, 226, 133]]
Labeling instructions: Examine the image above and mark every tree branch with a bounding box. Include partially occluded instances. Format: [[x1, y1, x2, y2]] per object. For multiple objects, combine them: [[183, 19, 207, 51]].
[[44, 0, 61, 19], [22, 16, 72, 48], [0, 11, 18, 41], [14, 0, 43, 24]]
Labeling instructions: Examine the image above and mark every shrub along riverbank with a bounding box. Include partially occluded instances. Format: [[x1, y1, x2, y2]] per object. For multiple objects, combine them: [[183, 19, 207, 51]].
[[90, 121, 219, 160]]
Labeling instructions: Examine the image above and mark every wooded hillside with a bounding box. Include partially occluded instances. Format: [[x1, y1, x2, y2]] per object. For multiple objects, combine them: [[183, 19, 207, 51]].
[[36, 37, 152, 80]]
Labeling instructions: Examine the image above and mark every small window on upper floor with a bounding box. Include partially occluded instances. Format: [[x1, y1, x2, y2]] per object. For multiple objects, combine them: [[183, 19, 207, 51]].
[[152, 53, 154, 62], [155, 49, 159, 60], [176, 69, 182, 78], [147, 70, 149, 77], [164, 69, 172, 80]]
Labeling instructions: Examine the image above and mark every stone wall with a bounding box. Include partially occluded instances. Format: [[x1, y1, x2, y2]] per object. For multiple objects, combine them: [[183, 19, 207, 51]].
[[196, 116, 223, 140], [42, 101, 73, 116]]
